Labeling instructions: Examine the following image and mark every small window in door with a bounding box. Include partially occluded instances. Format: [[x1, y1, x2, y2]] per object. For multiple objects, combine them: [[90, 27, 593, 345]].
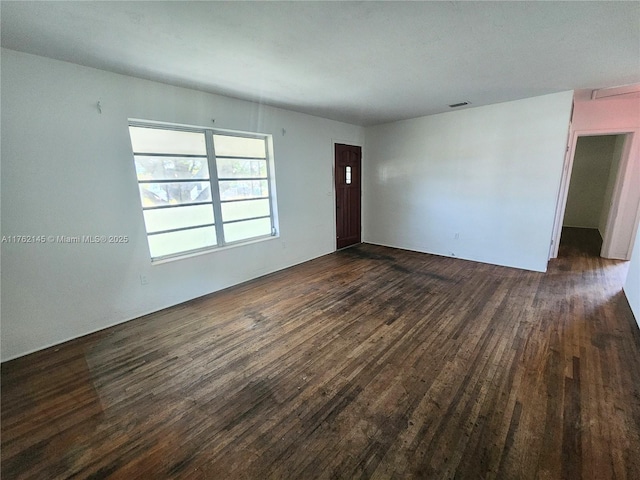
[[346, 166, 352, 184]]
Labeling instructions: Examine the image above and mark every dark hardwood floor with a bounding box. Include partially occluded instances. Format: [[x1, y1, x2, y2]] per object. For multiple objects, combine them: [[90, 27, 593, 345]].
[[558, 226, 604, 258], [2, 237, 640, 479]]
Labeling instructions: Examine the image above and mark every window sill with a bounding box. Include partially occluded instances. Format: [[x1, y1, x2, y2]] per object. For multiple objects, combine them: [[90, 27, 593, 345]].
[[150, 234, 280, 265]]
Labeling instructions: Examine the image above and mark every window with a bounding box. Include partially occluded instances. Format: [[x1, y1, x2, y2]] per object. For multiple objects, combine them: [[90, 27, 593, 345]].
[[128, 122, 277, 261]]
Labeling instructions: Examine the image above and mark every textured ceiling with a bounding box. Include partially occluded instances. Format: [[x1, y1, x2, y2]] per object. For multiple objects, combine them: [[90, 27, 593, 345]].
[[2, 1, 639, 126]]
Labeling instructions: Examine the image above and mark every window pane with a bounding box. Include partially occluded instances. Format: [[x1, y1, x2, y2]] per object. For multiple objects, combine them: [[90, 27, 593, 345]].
[[213, 134, 266, 158], [143, 204, 214, 233], [148, 226, 217, 258], [129, 126, 206, 155], [218, 180, 268, 201], [221, 199, 270, 222], [216, 158, 267, 179], [223, 218, 272, 243], [134, 156, 209, 181], [139, 182, 211, 208]]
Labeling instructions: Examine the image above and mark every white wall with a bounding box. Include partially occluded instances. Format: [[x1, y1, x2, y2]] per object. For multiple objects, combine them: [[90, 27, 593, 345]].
[[0, 49, 364, 361], [563, 135, 616, 229], [624, 222, 640, 328], [363, 91, 574, 272]]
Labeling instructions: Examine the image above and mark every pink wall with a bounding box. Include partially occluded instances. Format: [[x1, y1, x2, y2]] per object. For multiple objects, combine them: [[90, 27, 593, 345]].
[[572, 89, 640, 131]]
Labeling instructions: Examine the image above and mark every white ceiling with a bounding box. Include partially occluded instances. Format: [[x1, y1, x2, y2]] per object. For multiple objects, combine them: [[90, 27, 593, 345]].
[[2, 1, 639, 126]]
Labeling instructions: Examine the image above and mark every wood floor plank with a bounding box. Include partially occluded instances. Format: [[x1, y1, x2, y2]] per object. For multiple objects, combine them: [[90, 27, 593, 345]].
[[2, 229, 640, 479]]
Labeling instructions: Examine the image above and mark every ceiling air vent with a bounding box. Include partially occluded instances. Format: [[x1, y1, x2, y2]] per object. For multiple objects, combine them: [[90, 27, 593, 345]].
[[448, 101, 471, 108]]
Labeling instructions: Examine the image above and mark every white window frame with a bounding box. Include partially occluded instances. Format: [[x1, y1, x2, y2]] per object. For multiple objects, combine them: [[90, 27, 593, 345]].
[[128, 119, 278, 262]]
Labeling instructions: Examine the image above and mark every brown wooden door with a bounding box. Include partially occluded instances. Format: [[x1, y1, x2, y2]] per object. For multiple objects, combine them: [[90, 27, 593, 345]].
[[335, 143, 361, 249]]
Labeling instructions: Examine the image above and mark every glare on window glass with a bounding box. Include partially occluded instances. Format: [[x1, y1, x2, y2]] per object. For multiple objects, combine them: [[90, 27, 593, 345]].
[[218, 180, 269, 201], [213, 134, 266, 158], [143, 204, 214, 233], [221, 199, 270, 222], [216, 158, 267, 178], [129, 127, 206, 155], [223, 218, 271, 243], [147, 226, 217, 258], [134, 156, 209, 181], [138, 182, 212, 208]]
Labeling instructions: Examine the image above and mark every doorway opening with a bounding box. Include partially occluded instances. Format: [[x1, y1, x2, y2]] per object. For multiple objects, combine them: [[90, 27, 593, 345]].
[[559, 134, 627, 258], [552, 130, 639, 261]]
